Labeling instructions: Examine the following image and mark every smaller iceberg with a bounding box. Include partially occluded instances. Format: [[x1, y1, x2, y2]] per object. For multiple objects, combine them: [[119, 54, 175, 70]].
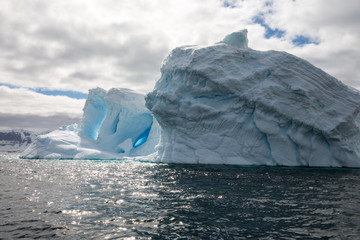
[[21, 88, 160, 159]]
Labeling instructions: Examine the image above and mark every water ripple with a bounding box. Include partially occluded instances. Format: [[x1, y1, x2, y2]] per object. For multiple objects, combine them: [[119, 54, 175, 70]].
[[1, 153, 360, 239]]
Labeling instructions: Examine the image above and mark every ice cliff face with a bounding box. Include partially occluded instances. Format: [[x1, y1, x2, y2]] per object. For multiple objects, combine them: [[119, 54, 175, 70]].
[[22, 88, 160, 159], [146, 30, 360, 167]]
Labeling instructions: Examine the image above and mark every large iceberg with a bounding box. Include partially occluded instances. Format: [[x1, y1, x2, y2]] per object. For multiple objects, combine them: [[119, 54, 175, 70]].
[[145, 30, 360, 167], [21, 88, 160, 159]]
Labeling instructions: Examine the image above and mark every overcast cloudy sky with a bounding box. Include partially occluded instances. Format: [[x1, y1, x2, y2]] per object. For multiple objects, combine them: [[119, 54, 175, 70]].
[[0, 0, 359, 131]]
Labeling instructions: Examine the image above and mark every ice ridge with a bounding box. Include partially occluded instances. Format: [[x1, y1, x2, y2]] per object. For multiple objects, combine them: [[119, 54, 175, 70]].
[[221, 29, 248, 48]]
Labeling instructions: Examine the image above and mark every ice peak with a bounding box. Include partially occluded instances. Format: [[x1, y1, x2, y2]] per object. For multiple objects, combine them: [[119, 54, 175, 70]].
[[222, 29, 248, 48]]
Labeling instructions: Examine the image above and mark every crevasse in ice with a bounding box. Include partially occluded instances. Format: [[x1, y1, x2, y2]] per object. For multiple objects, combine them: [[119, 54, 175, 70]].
[[145, 30, 360, 167]]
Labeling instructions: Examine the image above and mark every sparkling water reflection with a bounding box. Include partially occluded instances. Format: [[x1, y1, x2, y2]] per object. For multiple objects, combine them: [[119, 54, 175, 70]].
[[1, 153, 360, 239]]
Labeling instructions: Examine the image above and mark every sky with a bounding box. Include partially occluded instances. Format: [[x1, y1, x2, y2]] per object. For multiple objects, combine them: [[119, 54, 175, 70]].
[[0, 0, 359, 131]]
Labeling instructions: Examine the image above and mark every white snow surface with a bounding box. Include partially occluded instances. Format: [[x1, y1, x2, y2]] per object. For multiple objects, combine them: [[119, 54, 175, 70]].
[[21, 88, 160, 159], [145, 30, 360, 167]]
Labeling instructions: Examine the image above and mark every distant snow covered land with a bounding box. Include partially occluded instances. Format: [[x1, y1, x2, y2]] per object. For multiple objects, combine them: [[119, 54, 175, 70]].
[[0, 129, 37, 152], [22, 30, 360, 168]]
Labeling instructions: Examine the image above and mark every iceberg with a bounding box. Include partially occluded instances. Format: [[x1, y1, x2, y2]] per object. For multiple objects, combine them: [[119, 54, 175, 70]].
[[145, 30, 360, 167], [21, 88, 160, 159], [22, 30, 360, 168]]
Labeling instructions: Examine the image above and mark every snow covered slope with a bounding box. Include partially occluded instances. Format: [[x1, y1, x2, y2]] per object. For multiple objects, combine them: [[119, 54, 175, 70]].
[[0, 129, 37, 152], [146, 30, 360, 167], [22, 88, 160, 159]]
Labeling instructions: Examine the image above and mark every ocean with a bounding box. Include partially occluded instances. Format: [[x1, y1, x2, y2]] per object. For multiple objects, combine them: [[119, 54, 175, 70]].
[[1, 152, 360, 239]]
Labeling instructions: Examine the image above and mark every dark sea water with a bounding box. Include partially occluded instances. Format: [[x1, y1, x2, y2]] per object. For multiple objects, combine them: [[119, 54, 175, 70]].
[[1, 153, 360, 239]]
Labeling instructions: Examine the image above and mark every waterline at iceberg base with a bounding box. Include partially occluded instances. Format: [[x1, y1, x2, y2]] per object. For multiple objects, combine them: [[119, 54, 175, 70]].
[[23, 30, 360, 168]]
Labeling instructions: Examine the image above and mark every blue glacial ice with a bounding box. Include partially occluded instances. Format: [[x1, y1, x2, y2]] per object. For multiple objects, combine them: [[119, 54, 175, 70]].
[[21, 88, 160, 159], [145, 30, 360, 167], [22, 30, 360, 167]]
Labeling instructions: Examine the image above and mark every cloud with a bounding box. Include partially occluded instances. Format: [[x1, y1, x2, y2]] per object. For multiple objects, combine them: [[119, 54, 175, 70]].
[[0, 0, 262, 94], [0, 86, 84, 118], [0, 85, 84, 131], [250, 0, 360, 88], [0, 114, 80, 132], [0, 0, 359, 130]]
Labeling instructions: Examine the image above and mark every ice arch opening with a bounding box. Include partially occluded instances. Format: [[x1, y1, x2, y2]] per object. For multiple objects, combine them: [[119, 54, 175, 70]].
[[133, 124, 152, 148]]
